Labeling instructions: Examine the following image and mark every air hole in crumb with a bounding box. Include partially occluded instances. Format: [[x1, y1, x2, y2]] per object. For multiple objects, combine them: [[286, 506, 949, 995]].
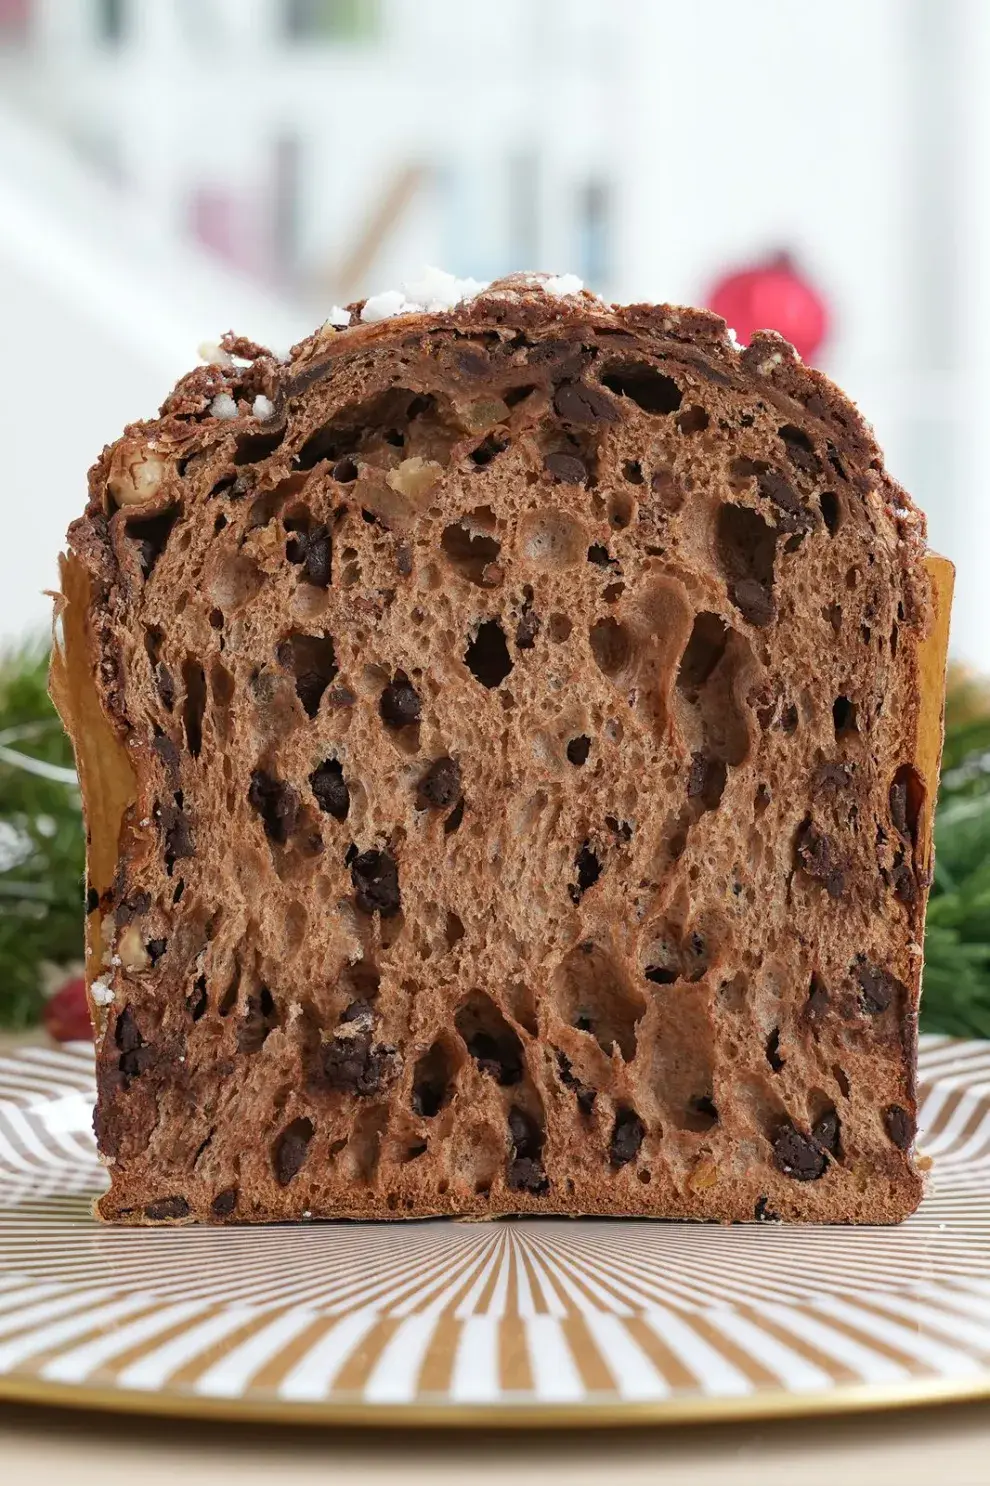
[[601, 363, 682, 415], [465, 620, 513, 689], [238, 986, 278, 1054], [589, 617, 633, 679], [441, 510, 502, 585], [547, 613, 573, 643], [608, 491, 635, 529], [248, 770, 299, 845], [552, 942, 645, 1060], [218, 964, 240, 1016], [277, 632, 338, 719], [833, 1063, 852, 1099], [187, 975, 208, 1021], [127, 505, 180, 578], [889, 764, 924, 845], [470, 433, 509, 467], [819, 491, 841, 535], [234, 427, 285, 465], [445, 911, 465, 949], [405, 1144, 428, 1161], [444, 798, 465, 835], [456, 991, 524, 1085], [677, 405, 710, 435], [181, 659, 207, 758], [209, 608, 224, 630], [623, 460, 644, 484], [832, 695, 858, 737], [504, 383, 537, 407], [570, 843, 602, 902], [638, 1168, 652, 1184], [412, 1040, 457, 1116], [272, 1116, 314, 1185], [677, 612, 729, 696], [566, 735, 591, 767], [766, 1028, 784, 1072]]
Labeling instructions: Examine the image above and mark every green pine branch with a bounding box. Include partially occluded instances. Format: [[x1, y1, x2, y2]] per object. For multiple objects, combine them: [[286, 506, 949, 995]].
[[1, 643, 989, 1038]]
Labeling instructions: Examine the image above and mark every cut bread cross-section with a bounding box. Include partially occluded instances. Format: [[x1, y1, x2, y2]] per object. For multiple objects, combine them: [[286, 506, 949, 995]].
[[51, 272, 952, 1225]]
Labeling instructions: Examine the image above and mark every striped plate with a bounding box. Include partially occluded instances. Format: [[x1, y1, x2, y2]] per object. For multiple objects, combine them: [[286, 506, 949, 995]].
[[0, 1036, 989, 1428]]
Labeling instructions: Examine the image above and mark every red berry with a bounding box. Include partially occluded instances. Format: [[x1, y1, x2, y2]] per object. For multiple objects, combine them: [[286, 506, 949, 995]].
[[707, 252, 829, 363], [44, 976, 92, 1042]]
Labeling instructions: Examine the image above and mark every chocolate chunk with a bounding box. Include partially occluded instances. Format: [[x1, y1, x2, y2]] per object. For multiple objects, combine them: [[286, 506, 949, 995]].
[[212, 1187, 238, 1218], [566, 736, 591, 767], [544, 451, 589, 484], [812, 1109, 840, 1156], [855, 959, 904, 1015], [757, 468, 813, 530], [754, 1196, 781, 1223], [687, 751, 726, 808], [115, 890, 151, 926], [507, 1106, 548, 1193], [303, 525, 332, 587], [610, 1107, 645, 1167], [159, 799, 194, 869], [417, 756, 462, 810], [273, 1118, 314, 1185], [248, 770, 300, 845], [310, 759, 350, 820], [730, 577, 775, 628], [350, 849, 401, 917], [340, 998, 375, 1027], [152, 733, 181, 773], [884, 1104, 915, 1149], [795, 818, 846, 898], [144, 1196, 190, 1221], [772, 1122, 827, 1181], [553, 379, 620, 425], [380, 674, 421, 729], [396, 544, 413, 576], [324, 1030, 399, 1095]]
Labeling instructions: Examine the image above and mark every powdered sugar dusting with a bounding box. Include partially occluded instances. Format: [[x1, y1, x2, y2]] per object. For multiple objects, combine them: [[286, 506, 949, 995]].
[[544, 273, 585, 299], [252, 394, 274, 419], [326, 306, 351, 329], [209, 393, 238, 420], [91, 979, 114, 1007], [198, 341, 233, 367], [360, 289, 412, 324], [402, 266, 490, 312]]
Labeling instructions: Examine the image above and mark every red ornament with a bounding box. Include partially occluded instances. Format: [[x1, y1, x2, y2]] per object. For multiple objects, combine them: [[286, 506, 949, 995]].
[[706, 252, 829, 363], [44, 975, 92, 1043]]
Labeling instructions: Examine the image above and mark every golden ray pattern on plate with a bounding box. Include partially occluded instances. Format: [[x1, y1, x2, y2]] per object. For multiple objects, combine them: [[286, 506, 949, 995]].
[[0, 1035, 989, 1428]]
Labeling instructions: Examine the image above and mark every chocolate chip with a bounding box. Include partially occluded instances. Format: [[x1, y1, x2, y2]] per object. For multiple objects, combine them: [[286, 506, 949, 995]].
[[507, 1106, 548, 1193], [324, 1030, 399, 1095], [273, 1117, 314, 1185], [248, 770, 299, 845], [350, 849, 401, 917], [772, 1122, 827, 1181], [212, 1187, 238, 1218], [544, 451, 588, 484], [152, 733, 180, 773], [553, 379, 620, 425], [396, 544, 413, 576], [755, 1196, 781, 1223], [687, 752, 727, 808], [884, 1104, 915, 1149], [730, 577, 775, 628], [757, 468, 813, 530], [610, 1107, 645, 1167], [417, 756, 461, 810], [380, 673, 421, 728], [144, 1196, 190, 1221], [778, 424, 820, 475], [115, 890, 151, 927], [159, 798, 194, 871], [566, 736, 591, 767], [795, 818, 846, 899], [855, 959, 904, 1015], [812, 1109, 840, 1156], [340, 999, 375, 1027], [310, 759, 350, 820]]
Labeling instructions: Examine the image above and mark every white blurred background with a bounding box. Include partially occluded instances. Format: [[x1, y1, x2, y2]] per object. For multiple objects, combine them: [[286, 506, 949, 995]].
[[0, 0, 986, 665]]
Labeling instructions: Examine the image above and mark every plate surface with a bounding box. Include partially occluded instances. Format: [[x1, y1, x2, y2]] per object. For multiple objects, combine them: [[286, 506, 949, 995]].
[[0, 1034, 989, 1428]]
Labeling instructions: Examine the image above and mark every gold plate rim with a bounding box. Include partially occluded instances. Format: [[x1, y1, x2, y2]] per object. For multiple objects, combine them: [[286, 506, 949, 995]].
[[1, 1369, 990, 1431]]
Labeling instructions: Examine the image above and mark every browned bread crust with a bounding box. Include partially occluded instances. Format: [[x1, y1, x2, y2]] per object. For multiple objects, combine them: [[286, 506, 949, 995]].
[[52, 274, 950, 1225]]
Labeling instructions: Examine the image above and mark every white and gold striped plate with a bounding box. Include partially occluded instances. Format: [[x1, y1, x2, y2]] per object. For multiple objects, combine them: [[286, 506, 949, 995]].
[[0, 1035, 989, 1428]]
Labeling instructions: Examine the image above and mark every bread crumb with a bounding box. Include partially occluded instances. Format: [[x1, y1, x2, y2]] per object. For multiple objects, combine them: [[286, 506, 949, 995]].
[[252, 394, 274, 420], [209, 393, 238, 420]]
